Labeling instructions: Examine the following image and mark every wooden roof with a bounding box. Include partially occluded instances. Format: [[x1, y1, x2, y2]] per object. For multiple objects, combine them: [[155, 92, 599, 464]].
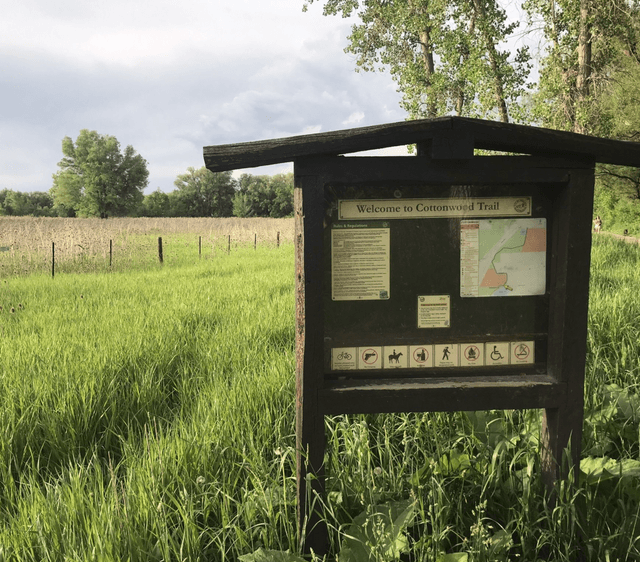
[[203, 116, 640, 172]]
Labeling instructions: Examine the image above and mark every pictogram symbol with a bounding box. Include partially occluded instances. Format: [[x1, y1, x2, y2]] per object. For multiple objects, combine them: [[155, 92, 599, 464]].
[[464, 345, 480, 362], [362, 349, 378, 365], [514, 343, 530, 360], [490, 345, 504, 361], [388, 349, 403, 364], [442, 346, 451, 361], [413, 347, 429, 363]]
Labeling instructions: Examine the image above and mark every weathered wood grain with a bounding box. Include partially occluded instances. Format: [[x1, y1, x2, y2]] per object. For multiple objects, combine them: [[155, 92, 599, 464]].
[[203, 116, 640, 172]]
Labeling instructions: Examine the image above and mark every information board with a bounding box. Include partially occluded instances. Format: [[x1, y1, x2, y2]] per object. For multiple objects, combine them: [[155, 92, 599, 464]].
[[323, 184, 552, 377]]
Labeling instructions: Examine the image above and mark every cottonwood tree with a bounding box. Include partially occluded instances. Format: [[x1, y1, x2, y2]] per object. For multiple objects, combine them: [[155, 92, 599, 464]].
[[524, 0, 640, 134], [232, 173, 294, 218], [140, 188, 172, 217], [304, 0, 531, 122], [173, 167, 236, 217], [51, 130, 148, 218]]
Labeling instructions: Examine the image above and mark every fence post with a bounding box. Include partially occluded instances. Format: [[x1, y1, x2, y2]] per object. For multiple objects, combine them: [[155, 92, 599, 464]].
[[109, 239, 113, 267], [254, 233, 257, 250], [158, 237, 163, 264], [52, 242, 55, 278], [199, 236, 202, 258], [277, 231, 280, 248], [228, 235, 231, 255]]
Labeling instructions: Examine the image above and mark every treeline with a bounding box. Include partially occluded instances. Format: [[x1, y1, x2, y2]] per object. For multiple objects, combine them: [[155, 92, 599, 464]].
[[0, 190, 55, 217], [0, 168, 294, 219]]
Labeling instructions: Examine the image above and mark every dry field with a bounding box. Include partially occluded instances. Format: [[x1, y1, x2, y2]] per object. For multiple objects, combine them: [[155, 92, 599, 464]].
[[0, 216, 294, 276]]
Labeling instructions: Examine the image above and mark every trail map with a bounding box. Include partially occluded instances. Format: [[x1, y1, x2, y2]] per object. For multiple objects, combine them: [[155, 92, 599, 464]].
[[461, 218, 547, 297]]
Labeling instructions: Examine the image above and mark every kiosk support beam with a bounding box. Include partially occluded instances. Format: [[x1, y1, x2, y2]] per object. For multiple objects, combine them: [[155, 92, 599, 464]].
[[542, 166, 594, 490], [295, 170, 327, 555]]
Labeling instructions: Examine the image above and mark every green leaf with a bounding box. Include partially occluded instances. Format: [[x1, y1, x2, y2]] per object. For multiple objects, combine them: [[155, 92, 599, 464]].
[[489, 529, 513, 554], [580, 456, 640, 485], [340, 499, 416, 561], [603, 384, 640, 422], [436, 553, 468, 562], [435, 450, 471, 476], [239, 548, 306, 562]]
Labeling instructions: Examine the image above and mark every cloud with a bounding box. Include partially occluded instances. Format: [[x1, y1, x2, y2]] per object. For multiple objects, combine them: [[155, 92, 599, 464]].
[[343, 111, 365, 126], [0, 1, 406, 193]]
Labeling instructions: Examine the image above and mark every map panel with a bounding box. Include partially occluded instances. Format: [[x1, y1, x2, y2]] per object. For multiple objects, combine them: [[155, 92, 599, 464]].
[[461, 218, 547, 297]]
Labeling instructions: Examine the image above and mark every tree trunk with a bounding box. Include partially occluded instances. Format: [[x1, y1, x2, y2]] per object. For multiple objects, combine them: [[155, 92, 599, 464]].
[[456, 13, 478, 116], [418, 25, 438, 118], [472, 0, 509, 123], [575, 0, 592, 133]]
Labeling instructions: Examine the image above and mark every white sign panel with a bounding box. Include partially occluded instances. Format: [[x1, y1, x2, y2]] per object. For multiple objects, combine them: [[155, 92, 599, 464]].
[[417, 295, 450, 328]]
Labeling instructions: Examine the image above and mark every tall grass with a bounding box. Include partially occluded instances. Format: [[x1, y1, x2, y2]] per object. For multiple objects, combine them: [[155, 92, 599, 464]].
[[0, 235, 639, 560], [0, 246, 298, 560], [0, 217, 293, 278]]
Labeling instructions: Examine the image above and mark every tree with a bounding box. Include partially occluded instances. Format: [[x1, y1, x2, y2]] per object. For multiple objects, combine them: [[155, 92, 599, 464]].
[[173, 167, 236, 217], [0, 190, 29, 216], [523, 0, 640, 134], [233, 175, 273, 217], [270, 173, 295, 217], [0, 190, 54, 216], [232, 174, 294, 218], [304, 0, 531, 122], [51, 130, 149, 218], [27, 192, 55, 216], [140, 189, 171, 217]]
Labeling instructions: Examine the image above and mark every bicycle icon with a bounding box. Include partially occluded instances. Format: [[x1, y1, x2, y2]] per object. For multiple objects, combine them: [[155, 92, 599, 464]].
[[337, 351, 352, 360]]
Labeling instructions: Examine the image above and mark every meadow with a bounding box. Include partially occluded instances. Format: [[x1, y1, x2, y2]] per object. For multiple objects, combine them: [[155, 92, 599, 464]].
[[0, 220, 639, 561], [0, 216, 293, 277]]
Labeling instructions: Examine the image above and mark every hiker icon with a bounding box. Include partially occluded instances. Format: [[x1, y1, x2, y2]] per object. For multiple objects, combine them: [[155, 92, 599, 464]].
[[490, 345, 504, 361], [442, 346, 451, 360]]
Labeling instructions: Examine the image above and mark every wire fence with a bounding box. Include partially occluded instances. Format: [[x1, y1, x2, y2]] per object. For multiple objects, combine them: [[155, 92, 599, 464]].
[[0, 217, 294, 278]]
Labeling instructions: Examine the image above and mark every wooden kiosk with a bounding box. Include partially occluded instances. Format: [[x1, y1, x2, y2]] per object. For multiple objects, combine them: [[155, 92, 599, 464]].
[[204, 117, 640, 555]]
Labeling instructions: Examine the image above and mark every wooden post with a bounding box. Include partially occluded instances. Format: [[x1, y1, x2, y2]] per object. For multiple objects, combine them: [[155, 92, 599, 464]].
[[51, 242, 55, 278], [277, 231, 280, 248], [158, 237, 163, 264], [199, 236, 202, 258], [541, 164, 594, 491], [228, 235, 231, 254], [109, 239, 113, 267], [295, 166, 327, 555], [254, 233, 257, 250]]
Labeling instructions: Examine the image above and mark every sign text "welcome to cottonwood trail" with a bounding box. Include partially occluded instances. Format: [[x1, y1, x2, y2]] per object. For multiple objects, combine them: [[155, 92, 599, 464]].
[[339, 196, 531, 219]]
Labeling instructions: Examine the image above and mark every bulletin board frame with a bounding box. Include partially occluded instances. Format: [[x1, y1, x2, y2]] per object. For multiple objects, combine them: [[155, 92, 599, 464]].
[[203, 116, 640, 557], [294, 153, 594, 553]]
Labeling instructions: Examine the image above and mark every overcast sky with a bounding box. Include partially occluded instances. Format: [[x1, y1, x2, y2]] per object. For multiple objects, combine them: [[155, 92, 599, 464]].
[[1, 0, 410, 194]]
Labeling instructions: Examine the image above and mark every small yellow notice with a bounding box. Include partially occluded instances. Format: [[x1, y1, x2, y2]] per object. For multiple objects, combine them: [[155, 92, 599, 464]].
[[417, 295, 450, 328]]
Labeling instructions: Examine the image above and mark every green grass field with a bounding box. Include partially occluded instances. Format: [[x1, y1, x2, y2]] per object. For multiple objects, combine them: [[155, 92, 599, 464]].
[[1, 234, 639, 561]]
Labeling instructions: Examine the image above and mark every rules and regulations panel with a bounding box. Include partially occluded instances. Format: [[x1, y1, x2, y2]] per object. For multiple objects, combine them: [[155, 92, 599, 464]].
[[323, 184, 552, 376]]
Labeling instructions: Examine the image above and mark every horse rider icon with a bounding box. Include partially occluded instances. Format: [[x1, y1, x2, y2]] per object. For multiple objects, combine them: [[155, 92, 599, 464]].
[[490, 345, 504, 361]]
